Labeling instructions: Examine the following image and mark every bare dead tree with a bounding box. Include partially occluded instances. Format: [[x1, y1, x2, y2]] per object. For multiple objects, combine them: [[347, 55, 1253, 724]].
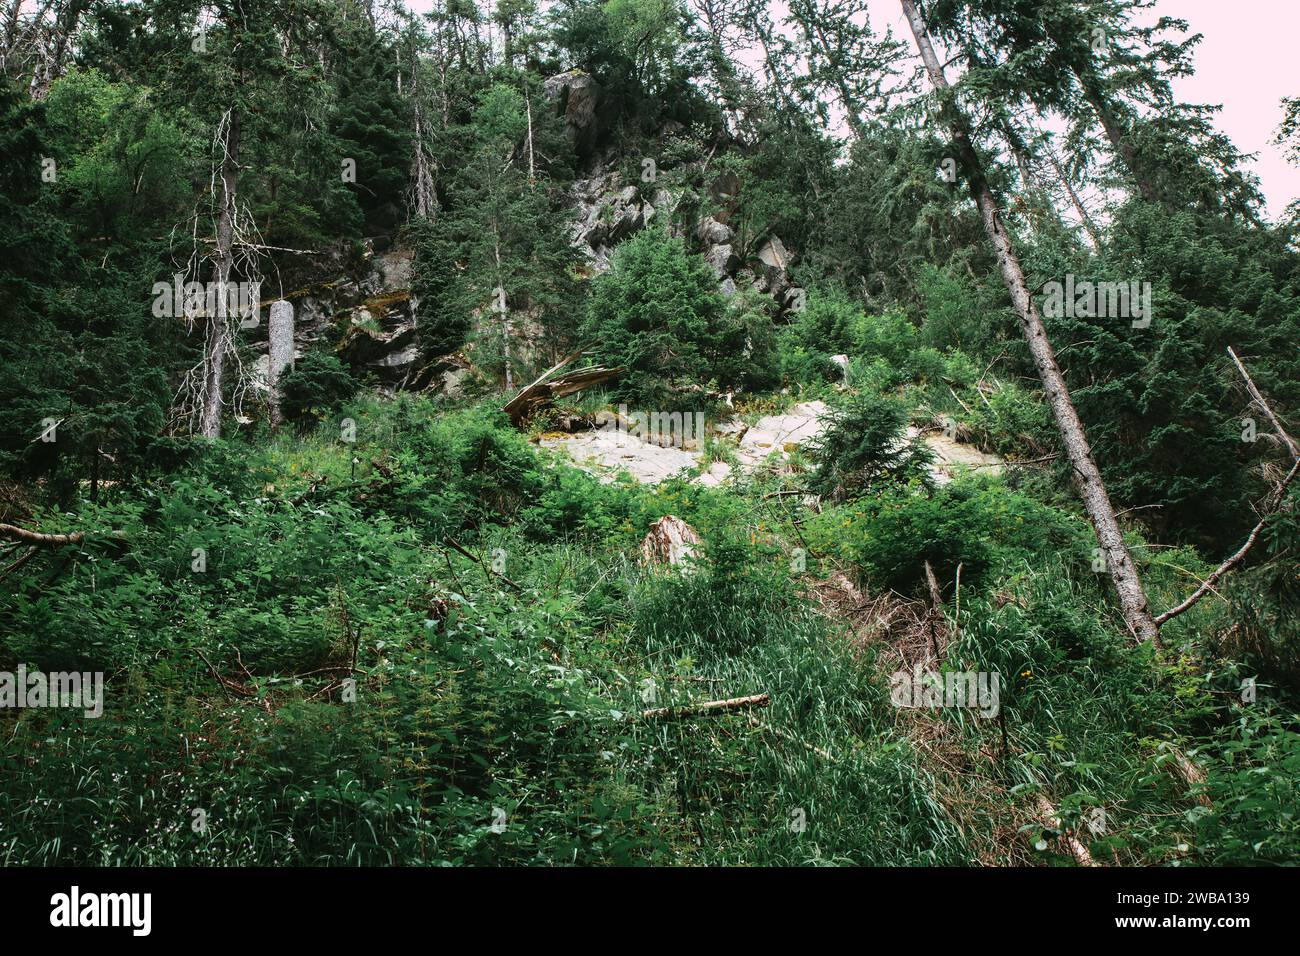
[[198, 106, 241, 438], [170, 108, 266, 437], [407, 42, 438, 220]]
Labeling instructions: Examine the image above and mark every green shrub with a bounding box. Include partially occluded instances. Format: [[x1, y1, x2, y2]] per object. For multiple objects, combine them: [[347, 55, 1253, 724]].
[[807, 389, 933, 500], [581, 229, 733, 407], [1191, 711, 1300, 864], [811, 478, 1085, 594], [279, 351, 360, 427]]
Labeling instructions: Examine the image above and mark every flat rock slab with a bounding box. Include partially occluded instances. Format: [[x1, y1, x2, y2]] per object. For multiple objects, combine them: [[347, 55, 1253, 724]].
[[735, 401, 829, 469], [697, 461, 733, 487], [538, 429, 701, 484], [538, 400, 1003, 488], [912, 429, 1004, 484]]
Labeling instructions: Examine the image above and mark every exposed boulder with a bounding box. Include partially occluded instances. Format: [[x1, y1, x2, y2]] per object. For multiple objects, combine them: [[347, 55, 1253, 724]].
[[565, 153, 799, 311], [372, 247, 413, 290], [569, 164, 661, 270], [710, 170, 741, 208], [697, 215, 732, 245], [754, 235, 793, 297], [697, 461, 732, 487], [705, 243, 740, 278], [336, 291, 418, 383], [338, 321, 417, 368], [416, 353, 486, 399]]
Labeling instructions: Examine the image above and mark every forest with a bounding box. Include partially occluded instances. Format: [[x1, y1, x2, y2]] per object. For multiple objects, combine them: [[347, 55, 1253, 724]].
[[0, 0, 1297, 868]]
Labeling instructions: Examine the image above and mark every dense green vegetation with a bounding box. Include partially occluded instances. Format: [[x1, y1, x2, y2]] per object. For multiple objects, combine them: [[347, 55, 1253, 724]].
[[1, 397, 1294, 865], [0, 0, 1296, 866]]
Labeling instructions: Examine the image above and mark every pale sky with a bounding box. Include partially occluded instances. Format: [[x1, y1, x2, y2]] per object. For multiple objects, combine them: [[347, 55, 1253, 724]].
[[401, 0, 1300, 220], [1153, 0, 1299, 220]]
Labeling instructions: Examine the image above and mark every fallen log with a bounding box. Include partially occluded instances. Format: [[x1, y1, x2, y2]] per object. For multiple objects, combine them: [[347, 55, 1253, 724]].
[[0, 546, 37, 582], [1035, 795, 1099, 867], [642, 693, 770, 720], [1229, 346, 1299, 458], [502, 349, 621, 425], [0, 523, 85, 547]]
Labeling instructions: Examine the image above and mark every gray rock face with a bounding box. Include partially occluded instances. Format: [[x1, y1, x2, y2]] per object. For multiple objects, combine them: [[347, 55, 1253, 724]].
[[373, 248, 413, 290], [754, 236, 792, 297], [569, 164, 660, 270], [543, 69, 601, 156], [710, 171, 741, 206], [263, 134, 813, 404], [565, 152, 798, 311], [338, 317, 416, 367], [335, 289, 418, 384]]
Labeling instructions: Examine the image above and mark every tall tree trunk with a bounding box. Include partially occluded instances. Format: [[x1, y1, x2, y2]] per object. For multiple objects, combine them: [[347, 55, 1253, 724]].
[[1042, 133, 1104, 248], [492, 231, 512, 392], [900, 0, 1160, 644], [1076, 72, 1160, 204], [524, 80, 535, 187], [200, 108, 240, 439]]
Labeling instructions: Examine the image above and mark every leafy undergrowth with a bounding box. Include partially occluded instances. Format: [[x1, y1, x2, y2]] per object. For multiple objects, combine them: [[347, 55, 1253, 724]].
[[1, 395, 1295, 865]]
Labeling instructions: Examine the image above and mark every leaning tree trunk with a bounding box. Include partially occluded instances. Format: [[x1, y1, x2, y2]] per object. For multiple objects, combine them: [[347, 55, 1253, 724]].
[[199, 107, 240, 439], [1076, 72, 1160, 204], [1043, 136, 1104, 249], [900, 0, 1161, 644]]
